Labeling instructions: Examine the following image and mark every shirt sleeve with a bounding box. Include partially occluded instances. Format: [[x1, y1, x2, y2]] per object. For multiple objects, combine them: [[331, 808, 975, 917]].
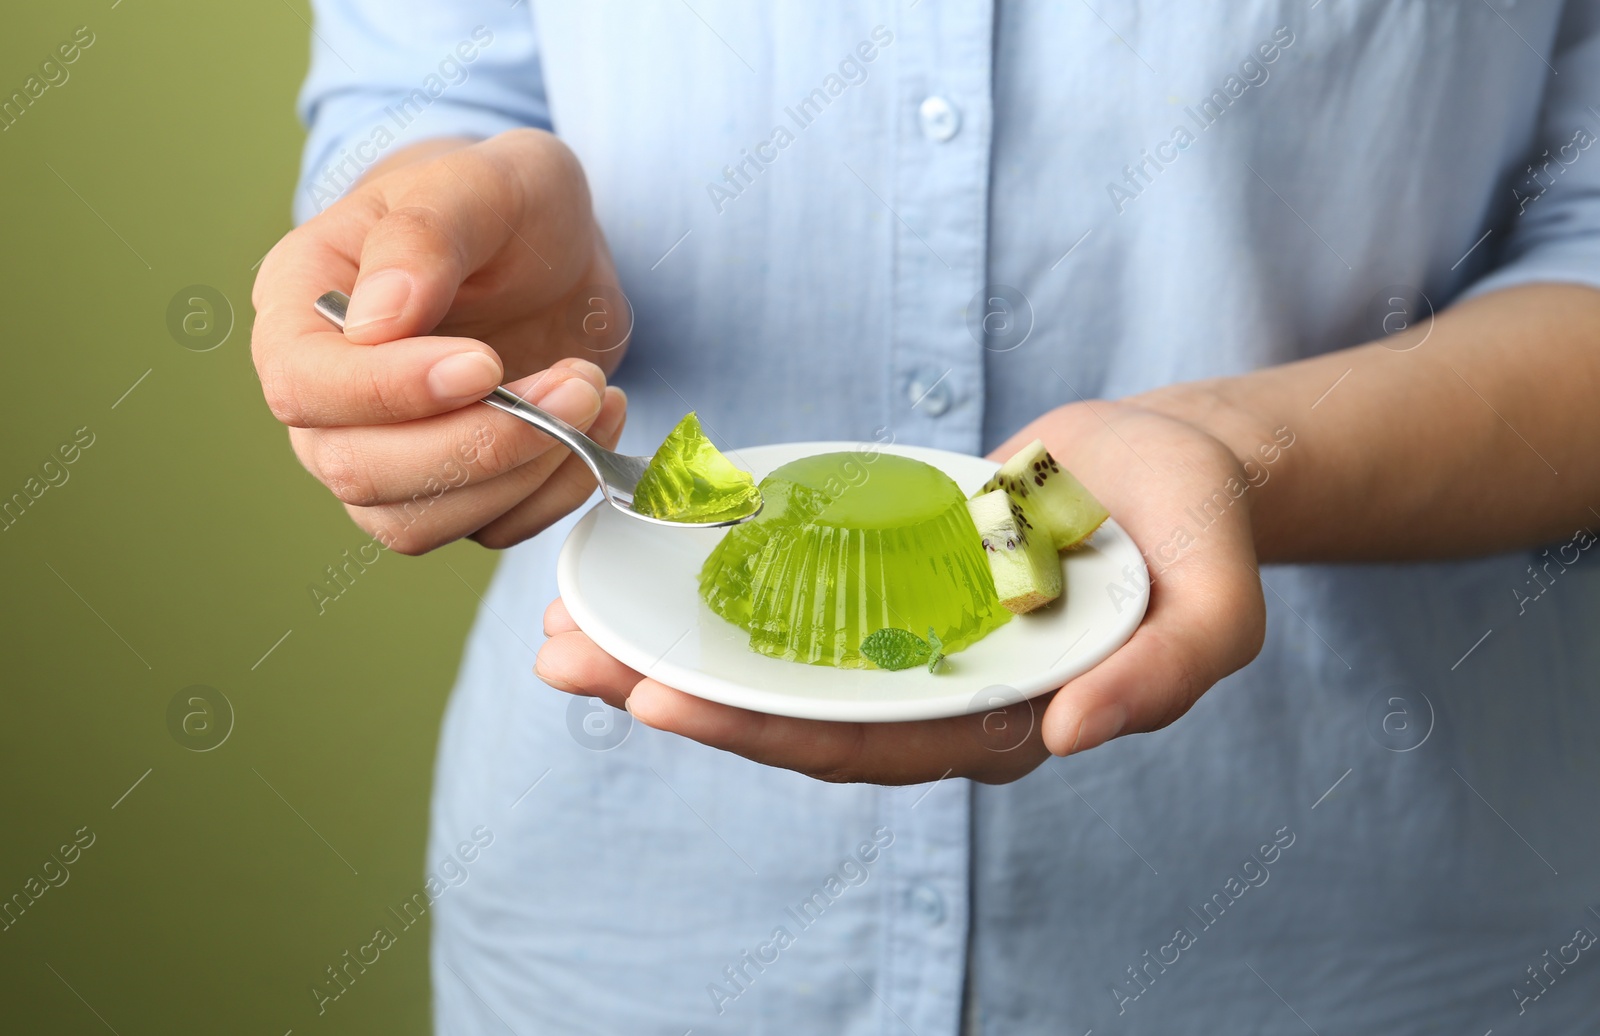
[[292, 0, 551, 225], [1462, 1, 1600, 300]]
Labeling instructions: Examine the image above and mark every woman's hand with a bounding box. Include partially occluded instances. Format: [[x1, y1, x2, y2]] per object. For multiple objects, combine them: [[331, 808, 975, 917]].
[[250, 129, 628, 553], [535, 398, 1269, 784]]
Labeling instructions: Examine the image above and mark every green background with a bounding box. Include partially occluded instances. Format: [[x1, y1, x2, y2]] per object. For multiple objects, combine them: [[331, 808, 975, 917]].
[[1, 3, 494, 1031]]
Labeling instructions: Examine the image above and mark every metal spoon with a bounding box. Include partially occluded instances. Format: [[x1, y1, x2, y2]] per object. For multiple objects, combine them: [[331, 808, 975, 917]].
[[313, 290, 760, 529]]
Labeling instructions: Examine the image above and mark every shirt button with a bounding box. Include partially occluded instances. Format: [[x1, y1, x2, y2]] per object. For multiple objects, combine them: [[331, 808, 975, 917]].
[[908, 883, 946, 926], [907, 371, 952, 416], [918, 96, 961, 143]]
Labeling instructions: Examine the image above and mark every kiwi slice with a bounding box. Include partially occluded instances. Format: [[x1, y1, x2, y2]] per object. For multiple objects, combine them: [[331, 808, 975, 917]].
[[966, 489, 1062, 614], [979, 439, 1108, 549]]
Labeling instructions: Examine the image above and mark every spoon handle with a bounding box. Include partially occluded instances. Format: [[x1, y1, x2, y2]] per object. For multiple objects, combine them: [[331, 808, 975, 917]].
[[481, 385, 604, 462], [312, 290, 608, 468]]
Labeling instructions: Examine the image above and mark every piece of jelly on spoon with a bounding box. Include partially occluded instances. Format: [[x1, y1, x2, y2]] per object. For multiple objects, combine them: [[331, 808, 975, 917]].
[[631, 413, 761, 523]]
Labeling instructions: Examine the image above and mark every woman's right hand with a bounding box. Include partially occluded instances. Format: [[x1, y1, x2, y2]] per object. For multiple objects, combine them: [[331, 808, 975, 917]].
[[249, 129, 629, 554]]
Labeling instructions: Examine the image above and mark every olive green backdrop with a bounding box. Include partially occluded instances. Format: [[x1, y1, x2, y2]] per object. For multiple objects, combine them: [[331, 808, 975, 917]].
[[1, 4, 497, 1032]]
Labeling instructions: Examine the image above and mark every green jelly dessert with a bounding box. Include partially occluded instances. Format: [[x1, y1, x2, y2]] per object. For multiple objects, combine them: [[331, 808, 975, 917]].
[[632, 413, 761, 523], [699, 452, 1010, 667]]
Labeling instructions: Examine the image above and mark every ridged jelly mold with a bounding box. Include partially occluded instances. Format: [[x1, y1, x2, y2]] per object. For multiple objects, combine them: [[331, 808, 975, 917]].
[[699, 452, 1010, 667]]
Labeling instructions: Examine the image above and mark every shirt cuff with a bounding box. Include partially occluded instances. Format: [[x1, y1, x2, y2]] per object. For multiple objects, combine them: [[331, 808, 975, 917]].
[[1455, 240, 1600, 305]]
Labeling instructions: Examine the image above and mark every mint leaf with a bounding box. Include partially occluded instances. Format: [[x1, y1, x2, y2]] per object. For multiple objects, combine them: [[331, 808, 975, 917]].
[[859, 628, 931, 671], [859, 627, 948, 673]]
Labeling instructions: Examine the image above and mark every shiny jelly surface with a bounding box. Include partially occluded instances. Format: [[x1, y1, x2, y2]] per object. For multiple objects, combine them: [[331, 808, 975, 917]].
[[699, 452, 1009, 667]]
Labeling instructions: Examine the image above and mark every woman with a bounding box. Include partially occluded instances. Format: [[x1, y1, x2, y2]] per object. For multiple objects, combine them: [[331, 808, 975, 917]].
[[253, 2, 1600, 1032]]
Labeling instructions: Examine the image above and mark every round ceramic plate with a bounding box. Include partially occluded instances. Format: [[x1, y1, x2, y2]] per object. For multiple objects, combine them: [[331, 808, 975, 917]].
[[556, 442, 1149, 723]]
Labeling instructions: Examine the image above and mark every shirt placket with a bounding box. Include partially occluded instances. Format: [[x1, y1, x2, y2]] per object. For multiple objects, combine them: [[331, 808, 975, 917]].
[[887, 2, 994, 457], [874, 6, 993, 1034], [880, 776, 973, 1036]]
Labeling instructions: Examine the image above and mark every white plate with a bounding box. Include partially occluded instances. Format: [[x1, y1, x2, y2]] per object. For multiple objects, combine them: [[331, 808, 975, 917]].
[[556, 442, 1149, 723]]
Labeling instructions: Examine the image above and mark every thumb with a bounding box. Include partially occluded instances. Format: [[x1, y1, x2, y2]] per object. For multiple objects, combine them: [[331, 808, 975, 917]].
[[341, 157, 519, 343], [1040, 571, 1265, 756], [1040, 623, 1207, 756]]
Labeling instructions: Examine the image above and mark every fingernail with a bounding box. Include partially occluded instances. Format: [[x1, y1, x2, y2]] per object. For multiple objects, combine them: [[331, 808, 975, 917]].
[[345, 269, 412, 331], [1069, 704, 1127, 754], [428, 352, 502, 402], [539, 376, 603, 424], [534, 658, 577, 693]]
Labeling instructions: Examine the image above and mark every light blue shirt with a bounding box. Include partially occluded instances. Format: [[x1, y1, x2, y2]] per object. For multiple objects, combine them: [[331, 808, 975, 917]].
[[297, 3, 1600, 1032]]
